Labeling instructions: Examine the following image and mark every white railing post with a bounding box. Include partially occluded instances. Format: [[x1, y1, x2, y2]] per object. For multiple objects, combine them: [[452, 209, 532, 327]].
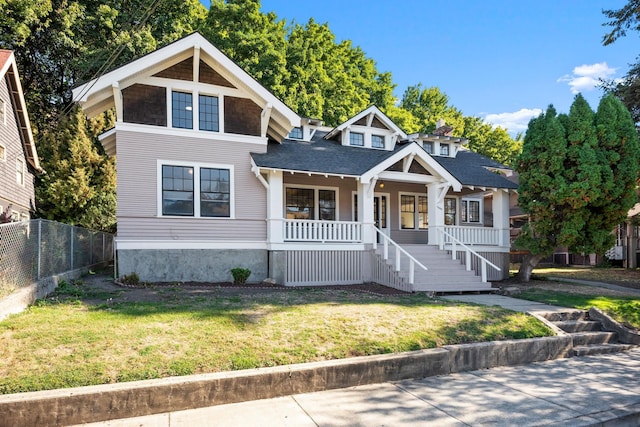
[[383, 238, 388, 260], [395, 248, 401, 271], [451, 240, 456, 260], [481, 261, 487, 282], [465, 250, 471, 271], [409, 260, 415, 285]]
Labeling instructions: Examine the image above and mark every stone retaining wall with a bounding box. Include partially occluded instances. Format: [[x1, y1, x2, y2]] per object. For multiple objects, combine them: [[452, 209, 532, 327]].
[[0, 335, 573, 427]]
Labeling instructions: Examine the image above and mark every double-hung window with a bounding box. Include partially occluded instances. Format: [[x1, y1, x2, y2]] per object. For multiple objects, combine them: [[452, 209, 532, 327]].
[[286, 187, 337, 220], [461, 199, 481, 223], [199, 95, 219, 132], [371, 135, 385, 149], [445, 198, 457, 225], [401, 194, 428, 229], [160, 162, 233, 218], [349, 132, 364, 146], [289, 127, 303, 139], [440, 143, 450, 156]]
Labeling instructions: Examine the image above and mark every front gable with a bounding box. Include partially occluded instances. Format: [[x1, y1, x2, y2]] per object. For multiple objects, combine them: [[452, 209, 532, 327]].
[[72, 32, 300, 147], [324, 105, 407, 151]]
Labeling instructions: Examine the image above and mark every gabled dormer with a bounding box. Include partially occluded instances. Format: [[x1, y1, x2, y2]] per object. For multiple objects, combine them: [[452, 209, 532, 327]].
[[409, 119, 468, 158], [287, 117, 326, 141], [324, 106, 407, 151], [72, 33, 300, 156]]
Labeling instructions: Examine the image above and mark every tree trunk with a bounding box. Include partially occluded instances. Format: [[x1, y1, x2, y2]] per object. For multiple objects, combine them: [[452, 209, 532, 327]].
[[517, 254, 544, 282]]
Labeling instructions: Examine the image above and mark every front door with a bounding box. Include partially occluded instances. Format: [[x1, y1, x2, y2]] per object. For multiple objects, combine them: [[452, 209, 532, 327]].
[[374, 193, 389, 238]]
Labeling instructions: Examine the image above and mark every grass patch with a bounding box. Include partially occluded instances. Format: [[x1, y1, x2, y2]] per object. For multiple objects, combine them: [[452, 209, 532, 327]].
[[0, 280, 552, 394], [518, 288, 640, 330], [527, 266, 640, 285]]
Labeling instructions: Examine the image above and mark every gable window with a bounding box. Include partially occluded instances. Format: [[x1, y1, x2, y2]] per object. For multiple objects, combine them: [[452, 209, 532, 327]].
[[401, 194, 428, 229], [445, 197, 456, 225], [200, 168, 230, 217], [440, 143, 450, 156], [423, 142, 434, 154], [16, 159, 24, 186], [289, 126, 303, 139], [461, 199, 481, 223], [160, 161, 233, 218], [172, 91, 193, 129], [371, 135, 385, 149], [349, 132, 364, 146], [199, 95, 219, 132]]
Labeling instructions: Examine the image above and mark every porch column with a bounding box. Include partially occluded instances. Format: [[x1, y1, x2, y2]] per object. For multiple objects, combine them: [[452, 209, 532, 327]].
[[492, 189, 510, 247], [358, 179, 375, 244], [427, 183, 445, 245], [267, 170, 284, 243]]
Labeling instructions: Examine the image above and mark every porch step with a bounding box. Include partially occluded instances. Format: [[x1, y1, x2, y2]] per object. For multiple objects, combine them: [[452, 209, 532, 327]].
[[540, 310, 637, 357], [378, 244, 491, 293]]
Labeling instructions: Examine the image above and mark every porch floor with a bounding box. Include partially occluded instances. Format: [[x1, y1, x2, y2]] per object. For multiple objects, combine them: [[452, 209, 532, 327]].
[[380, 244, 494, 293]]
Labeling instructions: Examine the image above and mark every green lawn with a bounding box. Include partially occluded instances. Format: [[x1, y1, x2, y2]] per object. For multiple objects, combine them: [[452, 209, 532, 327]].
[[518, 288, 640, 330], [0, 278, 551, 394]]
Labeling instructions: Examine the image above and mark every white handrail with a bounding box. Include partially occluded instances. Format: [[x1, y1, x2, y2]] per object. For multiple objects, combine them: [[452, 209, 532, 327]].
[[438, 228, 501, 282], [371, 226, 427, 285]]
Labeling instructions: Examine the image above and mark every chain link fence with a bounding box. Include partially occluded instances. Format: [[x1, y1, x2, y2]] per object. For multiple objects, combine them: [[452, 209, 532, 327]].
[[0, 219, 114, 295]]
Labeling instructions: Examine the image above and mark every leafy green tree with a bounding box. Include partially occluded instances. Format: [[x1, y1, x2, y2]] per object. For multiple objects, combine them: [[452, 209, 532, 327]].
[[602, 0, 640, 46], [462, 116, 522, 166], [516, 95, 639, 281], [399, 84, 465, 134], [35, 108, 117, 232]]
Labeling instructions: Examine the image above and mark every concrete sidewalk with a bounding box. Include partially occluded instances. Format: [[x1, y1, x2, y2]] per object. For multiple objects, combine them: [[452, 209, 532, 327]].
[[441, 293, 580, 314], [78, 348, 640, 426]]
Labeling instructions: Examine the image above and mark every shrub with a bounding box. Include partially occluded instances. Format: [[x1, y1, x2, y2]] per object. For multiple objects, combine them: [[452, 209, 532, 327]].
[[230, 268, 251, 285], [120, 273, 140, 286]]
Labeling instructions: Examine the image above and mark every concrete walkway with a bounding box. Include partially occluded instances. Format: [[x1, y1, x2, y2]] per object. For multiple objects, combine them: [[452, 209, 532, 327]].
[[441, 294, 580, 314], [548, 277, 640, 296], [78, 348, 640, 426]]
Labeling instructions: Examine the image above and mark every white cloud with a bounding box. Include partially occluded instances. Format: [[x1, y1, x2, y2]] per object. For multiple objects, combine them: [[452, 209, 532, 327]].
[[484, 108, 543, 134], [557, 62, 617, 94]]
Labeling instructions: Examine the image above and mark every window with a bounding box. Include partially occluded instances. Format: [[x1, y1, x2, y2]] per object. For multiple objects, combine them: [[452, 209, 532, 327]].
[[349, 132, 364, 146], [445, 198, 456, 225], [418, 196, 428, 229], [286, 188, 314, 219], [423, 142, 434, 154], [16, 159, 24, 186], [461, 200, 481, 223], [371, 135, 385, 149], [162, 165, 194, 216], [319, 190, 336, 220], [199, 95, 219, 132], [401, 194, 428, 229], [289, 126, 303, 139], [200, 168, 230, 217], [440, 143, 450, 156], [160, 162, 233, 218], [401, 195, 415, 229], [172, 91, 193, 129], [286, 187, 337, 220]]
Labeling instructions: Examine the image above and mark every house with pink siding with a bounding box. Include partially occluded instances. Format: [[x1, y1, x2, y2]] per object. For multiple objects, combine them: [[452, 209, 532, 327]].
[[73, 33, 517, 292], [0, 50, 42, 221]]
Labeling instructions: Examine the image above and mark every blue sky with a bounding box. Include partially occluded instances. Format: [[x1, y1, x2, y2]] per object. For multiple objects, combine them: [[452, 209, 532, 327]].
[[202, 1, 637, 134]]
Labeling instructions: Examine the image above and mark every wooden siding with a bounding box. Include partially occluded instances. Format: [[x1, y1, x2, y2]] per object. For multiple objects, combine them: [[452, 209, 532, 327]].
[[369, 251, 410, 292], [371, 116, 387, 129], [115, 129, 267, 240], [0, 75, 35, 217], [199, 60, 235, 88], [154, 58, 193, 81], [122, 84, 167, 126], [284, 250, 364, 285], [224, 97, 261, 136]]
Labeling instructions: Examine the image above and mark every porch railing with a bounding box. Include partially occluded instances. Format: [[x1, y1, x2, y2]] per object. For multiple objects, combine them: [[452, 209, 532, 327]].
[[438, 228, 501, 282], [441, 226, 509, 247], [284, 219, 362, 242], [372, 226, 428, 285]]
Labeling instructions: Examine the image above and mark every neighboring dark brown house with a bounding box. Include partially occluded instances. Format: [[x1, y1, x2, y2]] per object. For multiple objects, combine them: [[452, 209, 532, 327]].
[[0, 50, 43, 221]]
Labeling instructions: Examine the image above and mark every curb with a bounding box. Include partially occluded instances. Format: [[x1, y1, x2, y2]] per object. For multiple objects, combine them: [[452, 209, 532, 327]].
[[0, 335, 572, 427]]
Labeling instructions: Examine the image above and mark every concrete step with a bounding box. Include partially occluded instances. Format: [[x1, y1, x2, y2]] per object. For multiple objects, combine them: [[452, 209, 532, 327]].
[[554, 320, 602, 333], [573, 343, 636, 357], [538, 310, 589, 322], [571, 331, 618, 346], [412, 283, 494, 292]]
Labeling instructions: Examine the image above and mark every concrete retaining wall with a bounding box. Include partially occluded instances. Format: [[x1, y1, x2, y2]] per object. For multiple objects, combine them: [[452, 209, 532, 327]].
[[0, 335, 573, 427], [0, 266, 104, 322]]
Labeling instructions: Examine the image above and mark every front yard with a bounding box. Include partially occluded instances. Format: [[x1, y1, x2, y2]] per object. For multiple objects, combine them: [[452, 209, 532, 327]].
[[0, 274, 550, 394]]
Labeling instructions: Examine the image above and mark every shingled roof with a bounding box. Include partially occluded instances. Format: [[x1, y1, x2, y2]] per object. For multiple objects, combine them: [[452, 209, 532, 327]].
[[252, 131, 517, 190]]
